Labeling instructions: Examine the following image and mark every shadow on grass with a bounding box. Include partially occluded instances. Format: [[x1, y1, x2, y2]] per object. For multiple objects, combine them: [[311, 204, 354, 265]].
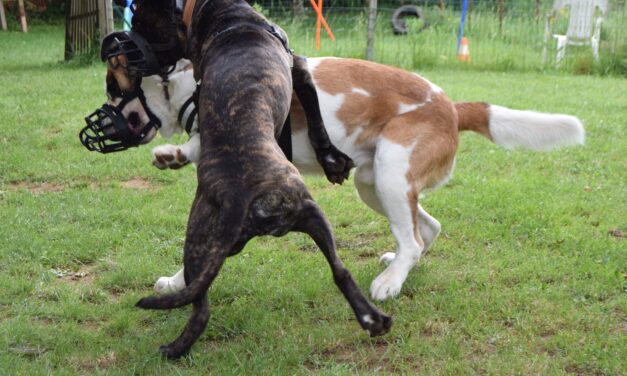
[[3, 57, 102, 74]]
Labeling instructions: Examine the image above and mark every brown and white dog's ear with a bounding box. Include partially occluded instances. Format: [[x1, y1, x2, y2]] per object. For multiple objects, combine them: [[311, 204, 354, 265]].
[[106, 54, 135, 94]]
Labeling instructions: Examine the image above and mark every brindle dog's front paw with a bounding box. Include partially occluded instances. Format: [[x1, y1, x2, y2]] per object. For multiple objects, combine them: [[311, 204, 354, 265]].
[[359, 312, 393, 337], [152, 144, 190, 170], [317, 145, 355, 184]]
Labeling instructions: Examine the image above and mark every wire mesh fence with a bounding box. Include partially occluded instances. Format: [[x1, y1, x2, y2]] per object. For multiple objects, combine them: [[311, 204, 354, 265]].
[[253, 0, 626, 75]]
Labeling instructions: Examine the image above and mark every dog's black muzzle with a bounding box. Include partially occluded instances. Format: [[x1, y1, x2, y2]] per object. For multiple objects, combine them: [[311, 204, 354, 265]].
[[79, 90, 161, 154], [101, 31, 165, 77]]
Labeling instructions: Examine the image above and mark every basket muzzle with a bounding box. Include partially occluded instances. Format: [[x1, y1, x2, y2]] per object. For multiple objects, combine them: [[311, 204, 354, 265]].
[[101, 31, 163, 78], [79, 91, 161, 154]]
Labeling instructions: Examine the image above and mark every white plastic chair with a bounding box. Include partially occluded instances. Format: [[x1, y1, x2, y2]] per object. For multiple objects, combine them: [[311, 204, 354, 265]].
[[543, 0, 608, 65]]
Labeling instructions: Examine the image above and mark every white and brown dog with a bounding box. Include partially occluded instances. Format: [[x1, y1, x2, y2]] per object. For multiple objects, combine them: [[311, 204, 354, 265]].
[[113, 57, 584, 301]]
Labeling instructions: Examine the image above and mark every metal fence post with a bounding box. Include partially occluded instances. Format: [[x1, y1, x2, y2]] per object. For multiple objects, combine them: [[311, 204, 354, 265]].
[[366, 0, 377, 61]]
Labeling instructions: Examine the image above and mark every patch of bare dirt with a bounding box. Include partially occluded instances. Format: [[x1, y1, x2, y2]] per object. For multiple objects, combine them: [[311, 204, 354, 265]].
[[608, 229, 625, 238], [44, 127, 63, 137], [10, 181, 65, 194], [71, 351, 118, 374], [32, 316, 55, 326], [610, 311, 627, 335], [420, 320, 447, 338], [120, 177, 153, 190], [54, 264, 97, 285], [8, 343, 48, 358], [79, 319, 102, 332], [305, 338, 417, 374]]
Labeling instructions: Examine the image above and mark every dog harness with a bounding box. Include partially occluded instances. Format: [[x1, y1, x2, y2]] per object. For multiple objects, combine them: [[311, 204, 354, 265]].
[[178, 85, 199, 136]]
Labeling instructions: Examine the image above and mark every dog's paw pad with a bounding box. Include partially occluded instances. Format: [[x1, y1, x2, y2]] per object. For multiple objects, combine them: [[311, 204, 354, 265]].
[[152, 145, 191, 170]]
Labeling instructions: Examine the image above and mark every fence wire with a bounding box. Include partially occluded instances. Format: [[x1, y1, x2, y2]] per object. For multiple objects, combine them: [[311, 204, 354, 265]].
[[253, 0, 626, 75]]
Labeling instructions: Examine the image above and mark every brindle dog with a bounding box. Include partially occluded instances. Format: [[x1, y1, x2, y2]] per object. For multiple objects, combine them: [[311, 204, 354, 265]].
[[105, 0, 353, 184], [118, 0, 392, 358]]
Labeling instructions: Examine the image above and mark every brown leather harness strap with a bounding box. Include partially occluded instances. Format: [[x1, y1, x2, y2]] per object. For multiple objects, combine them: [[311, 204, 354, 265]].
[[183, 0, 197, 29]]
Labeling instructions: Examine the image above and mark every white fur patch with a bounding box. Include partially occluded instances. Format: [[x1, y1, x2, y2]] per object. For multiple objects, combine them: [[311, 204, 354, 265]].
[[369, 138, 426, 300], [154, 268, 186, 294], [305, 57, 325, 73], [413, 72, 444, 94], [351, 87, 370, 96], [362, 314, 374, 324], [139, 61, 197, 139], [489, 105, 585, 151], [290, 130, 319, 173], [398, 102, 424, 115]]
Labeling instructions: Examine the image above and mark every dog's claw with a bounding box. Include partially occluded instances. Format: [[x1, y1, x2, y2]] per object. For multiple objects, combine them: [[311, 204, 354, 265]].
[[317, 145, 354, 185]]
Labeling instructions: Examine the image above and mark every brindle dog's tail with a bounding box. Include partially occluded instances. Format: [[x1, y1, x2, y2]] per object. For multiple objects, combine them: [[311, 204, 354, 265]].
[[135, 244, 228, 310], [136, 193, 248, 311]]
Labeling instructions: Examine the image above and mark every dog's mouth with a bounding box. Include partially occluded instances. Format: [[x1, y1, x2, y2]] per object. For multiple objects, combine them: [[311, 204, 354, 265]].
[[128, 111, 142, 131], [110, 96, 158, 144], [125, 110, 157, 144]]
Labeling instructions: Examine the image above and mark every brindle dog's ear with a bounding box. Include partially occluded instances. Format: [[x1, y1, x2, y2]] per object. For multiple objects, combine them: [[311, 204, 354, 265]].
[[130, 0, 185, 68]]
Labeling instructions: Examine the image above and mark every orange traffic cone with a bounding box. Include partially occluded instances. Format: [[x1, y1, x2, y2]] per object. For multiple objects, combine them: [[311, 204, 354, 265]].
[[457, 37, 470, 62]]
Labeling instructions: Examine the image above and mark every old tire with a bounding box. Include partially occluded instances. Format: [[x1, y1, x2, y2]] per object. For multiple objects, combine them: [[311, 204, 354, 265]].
[[391, 5, 427, 35]]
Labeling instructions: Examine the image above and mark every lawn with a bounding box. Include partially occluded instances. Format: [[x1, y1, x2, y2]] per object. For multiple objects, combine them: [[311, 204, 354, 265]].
[[0, 24, 625, 375]]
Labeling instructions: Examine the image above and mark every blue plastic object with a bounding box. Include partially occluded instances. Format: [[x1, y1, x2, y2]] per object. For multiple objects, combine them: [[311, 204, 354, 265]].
[[123, 0, 133, 31], [457, 0, 468, 49]]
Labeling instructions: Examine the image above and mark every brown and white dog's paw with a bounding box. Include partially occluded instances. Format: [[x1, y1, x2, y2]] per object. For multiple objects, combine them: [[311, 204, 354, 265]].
[[370, 266, 405, 301], [154, 276, 178, 294], [152, 144, 190, 170], [154, 268, 187, 294]]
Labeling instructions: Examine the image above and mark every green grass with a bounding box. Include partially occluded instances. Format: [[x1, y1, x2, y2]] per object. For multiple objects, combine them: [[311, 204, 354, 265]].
[[0, 24, 625, 375]]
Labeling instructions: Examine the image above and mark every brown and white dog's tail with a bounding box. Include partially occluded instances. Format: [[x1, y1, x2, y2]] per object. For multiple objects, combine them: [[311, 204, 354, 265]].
[[455, 102, 585, 151]]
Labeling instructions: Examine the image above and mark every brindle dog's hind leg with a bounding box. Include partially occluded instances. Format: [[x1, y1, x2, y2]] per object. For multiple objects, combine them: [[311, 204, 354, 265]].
[[137, 192, 249, 359], [292, 55, 354, 184], [293, 200, 392, 336]]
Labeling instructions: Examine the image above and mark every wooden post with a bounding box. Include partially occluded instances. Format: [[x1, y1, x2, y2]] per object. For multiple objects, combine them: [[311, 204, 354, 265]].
[[439, 0, 444, 16], [498, 0, 503, 31], [65, 0, 73, 60], [366, 0, 377, 61], [18, 0, 27, 32], [535, 0, 540, 24], [98, 0, 114, 39], [0, 0, 7, 31]]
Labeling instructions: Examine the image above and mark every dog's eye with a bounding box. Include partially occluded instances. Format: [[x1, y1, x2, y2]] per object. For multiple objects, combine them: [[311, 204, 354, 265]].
[[108, 56, 119, 69]]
